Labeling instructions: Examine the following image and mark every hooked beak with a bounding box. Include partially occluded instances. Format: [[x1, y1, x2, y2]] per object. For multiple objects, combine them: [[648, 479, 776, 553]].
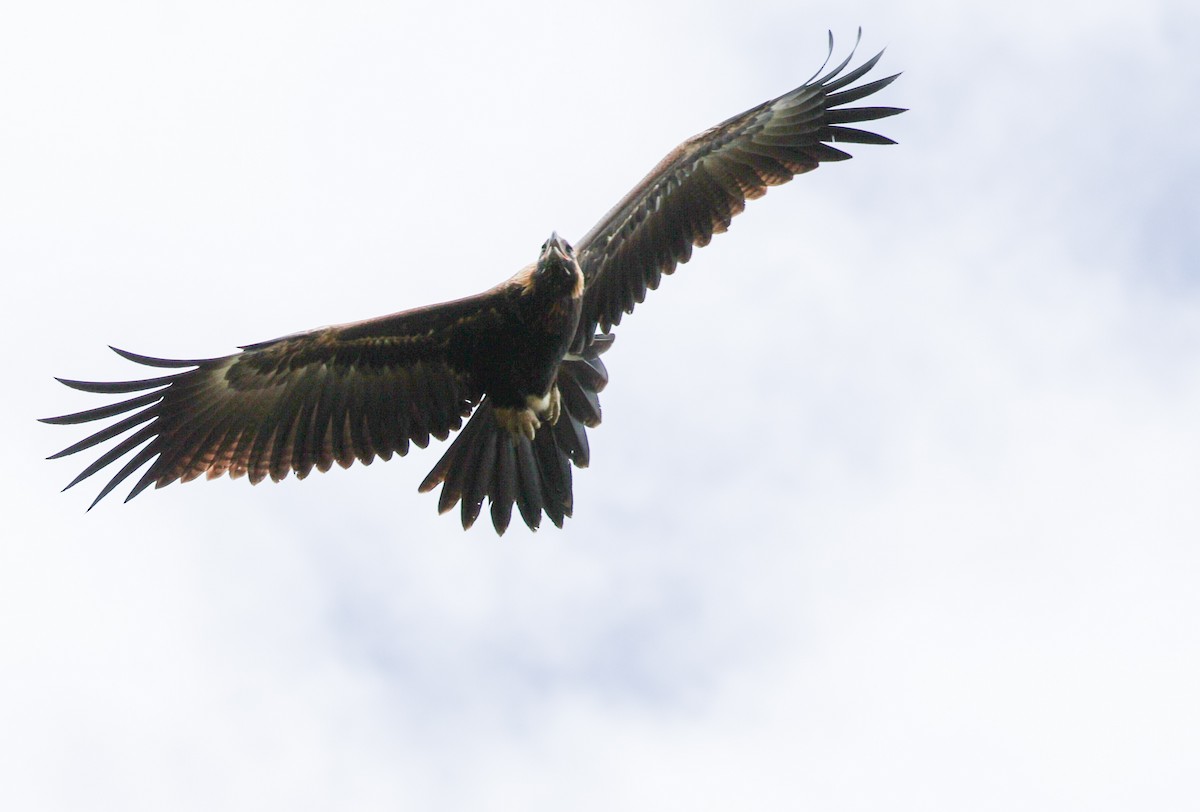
[[542, 231, 571, 264]]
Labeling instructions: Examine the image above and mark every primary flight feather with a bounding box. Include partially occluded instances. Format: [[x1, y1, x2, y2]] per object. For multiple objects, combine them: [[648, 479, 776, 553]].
[[43, 31, 904, 533]]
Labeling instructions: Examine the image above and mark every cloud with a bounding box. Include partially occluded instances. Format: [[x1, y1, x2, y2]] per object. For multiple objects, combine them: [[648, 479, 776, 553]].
[[3, 1, 1198, 809]]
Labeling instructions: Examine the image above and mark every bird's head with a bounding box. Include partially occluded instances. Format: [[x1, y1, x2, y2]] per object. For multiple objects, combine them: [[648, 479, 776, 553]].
[[535, 232, 584, 299]]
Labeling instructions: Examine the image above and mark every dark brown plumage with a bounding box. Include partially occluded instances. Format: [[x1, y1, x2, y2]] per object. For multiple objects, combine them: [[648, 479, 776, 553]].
[[43, 31, 904, 533]]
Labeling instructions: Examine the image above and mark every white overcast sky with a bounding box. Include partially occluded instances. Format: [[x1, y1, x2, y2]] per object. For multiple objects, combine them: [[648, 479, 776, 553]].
[[3, 1, 1199, 809]]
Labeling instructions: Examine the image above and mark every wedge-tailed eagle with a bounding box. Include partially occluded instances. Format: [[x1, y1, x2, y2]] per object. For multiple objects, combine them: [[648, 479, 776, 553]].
[[43, 32, 904, 533]]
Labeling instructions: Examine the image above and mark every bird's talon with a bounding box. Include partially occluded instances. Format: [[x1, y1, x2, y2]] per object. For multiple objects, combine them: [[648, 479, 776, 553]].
[[546, 386, 561, 426], [495, 406, 541, 440]]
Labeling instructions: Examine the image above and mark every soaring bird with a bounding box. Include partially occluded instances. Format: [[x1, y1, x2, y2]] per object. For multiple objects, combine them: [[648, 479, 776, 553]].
[[43, 32, 904, 534]]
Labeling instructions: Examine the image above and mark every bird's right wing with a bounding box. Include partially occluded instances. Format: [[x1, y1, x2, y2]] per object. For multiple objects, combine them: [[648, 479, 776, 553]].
[[42, 294, 503, 509]]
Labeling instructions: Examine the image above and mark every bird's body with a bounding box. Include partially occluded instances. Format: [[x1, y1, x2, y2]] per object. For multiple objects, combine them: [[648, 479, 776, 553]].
[[43, 32, 904, 533]]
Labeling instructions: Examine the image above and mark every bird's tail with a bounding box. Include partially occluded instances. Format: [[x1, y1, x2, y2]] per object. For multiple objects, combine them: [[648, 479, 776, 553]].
[[418, 335, 613, 533]]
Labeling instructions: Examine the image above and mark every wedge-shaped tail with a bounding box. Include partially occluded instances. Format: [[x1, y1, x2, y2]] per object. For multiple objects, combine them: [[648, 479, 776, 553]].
[[419, 335, 612, 533]]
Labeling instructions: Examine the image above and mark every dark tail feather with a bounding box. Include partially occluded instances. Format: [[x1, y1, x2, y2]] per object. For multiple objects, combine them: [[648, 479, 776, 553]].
[[417, 398, 571, 534], [419, 335, 613, 533]]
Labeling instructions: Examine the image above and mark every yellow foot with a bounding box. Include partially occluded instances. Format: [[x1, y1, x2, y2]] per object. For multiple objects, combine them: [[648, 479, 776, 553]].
[[544, 386, 561, 426], [494, 405, 541, 440], [494, 386, 561, 440]]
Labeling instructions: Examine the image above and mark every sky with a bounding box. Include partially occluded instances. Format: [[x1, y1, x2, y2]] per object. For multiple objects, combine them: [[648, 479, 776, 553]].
[[2, 1, 1199, 809]]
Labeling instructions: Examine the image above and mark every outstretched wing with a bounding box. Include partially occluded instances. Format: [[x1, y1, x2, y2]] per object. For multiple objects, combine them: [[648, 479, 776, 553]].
[[573, 30, 904, 344], [420, 32, 904, 534], [42, 295, 503, 508]]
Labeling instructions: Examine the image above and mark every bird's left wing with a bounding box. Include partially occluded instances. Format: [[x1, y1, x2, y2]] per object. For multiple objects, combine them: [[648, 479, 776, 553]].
[[42, 295, 502, 508], [421, 33, 906, 534], [572, 31, 904, 346]]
